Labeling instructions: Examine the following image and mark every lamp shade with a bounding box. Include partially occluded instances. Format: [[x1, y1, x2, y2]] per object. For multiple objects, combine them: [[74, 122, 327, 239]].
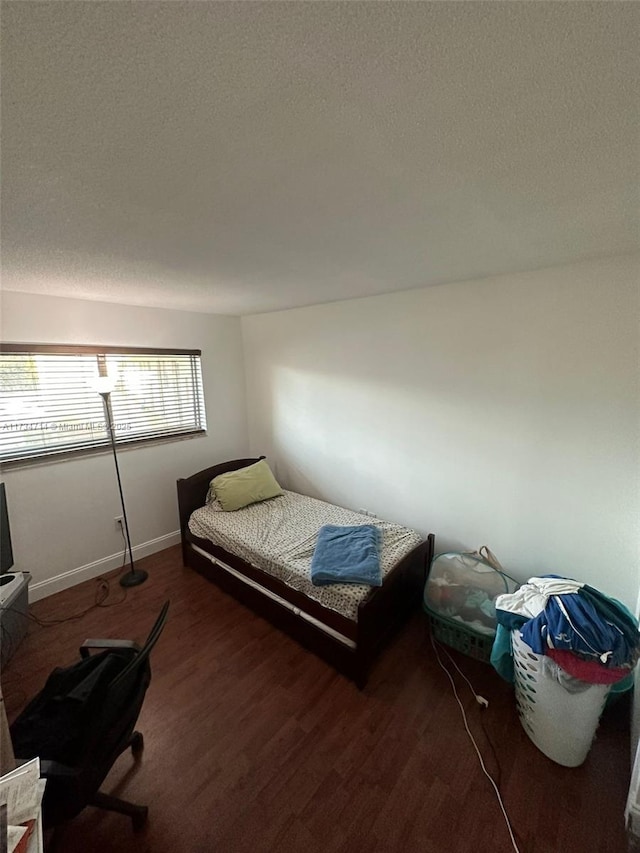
[[90, 375, 116, 394]]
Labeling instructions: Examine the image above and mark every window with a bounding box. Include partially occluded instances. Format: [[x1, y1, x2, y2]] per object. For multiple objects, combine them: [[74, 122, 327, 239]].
[[0, 345, 207, 464]]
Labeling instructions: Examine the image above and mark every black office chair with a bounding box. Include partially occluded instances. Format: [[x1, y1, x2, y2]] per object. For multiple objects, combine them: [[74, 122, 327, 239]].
[[10, 601, 169, 835]]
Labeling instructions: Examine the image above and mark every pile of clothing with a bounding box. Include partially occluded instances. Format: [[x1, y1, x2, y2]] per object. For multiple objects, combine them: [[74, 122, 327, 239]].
[[491, 576, 640, 689]]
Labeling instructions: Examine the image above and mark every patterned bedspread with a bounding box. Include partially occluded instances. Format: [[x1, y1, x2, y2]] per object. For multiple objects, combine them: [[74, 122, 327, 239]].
[[188, 490, 423, 621]]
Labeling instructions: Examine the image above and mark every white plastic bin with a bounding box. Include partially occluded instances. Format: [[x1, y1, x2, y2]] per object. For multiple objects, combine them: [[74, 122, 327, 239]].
[[511, 630, 611, 767]]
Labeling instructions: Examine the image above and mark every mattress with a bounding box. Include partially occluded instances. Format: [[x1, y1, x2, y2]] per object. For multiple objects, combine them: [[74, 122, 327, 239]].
[[188, 490, 423, 621]]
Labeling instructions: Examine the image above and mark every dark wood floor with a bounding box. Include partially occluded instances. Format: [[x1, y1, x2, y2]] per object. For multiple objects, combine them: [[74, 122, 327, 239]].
[[3, 545, 631, 852]]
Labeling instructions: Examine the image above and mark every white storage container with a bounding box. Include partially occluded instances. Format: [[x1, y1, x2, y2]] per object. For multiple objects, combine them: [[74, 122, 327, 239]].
[[512, 629, 611, 767]]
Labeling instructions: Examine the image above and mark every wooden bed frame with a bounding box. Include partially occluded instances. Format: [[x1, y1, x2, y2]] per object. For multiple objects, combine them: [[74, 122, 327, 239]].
[[177, 457, 434, 687]]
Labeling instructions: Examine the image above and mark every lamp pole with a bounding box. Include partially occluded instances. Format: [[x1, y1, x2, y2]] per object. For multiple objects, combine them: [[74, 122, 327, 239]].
[[100, 391, 148, 588]]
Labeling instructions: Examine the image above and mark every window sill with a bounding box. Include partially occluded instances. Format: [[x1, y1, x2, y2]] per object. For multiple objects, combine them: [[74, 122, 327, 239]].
[[0, 430, 207, 471]]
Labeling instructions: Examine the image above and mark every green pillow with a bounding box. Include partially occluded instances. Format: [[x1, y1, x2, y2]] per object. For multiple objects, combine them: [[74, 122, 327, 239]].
[[211, 460, 283, 511]]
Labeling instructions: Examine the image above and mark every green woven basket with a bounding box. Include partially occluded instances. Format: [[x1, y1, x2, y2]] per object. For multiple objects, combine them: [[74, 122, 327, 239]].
[[424, 605, 495, 663]]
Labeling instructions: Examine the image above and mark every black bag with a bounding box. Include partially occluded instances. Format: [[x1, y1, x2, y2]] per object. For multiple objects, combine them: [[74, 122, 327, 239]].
[[10, 648, 143, 766]]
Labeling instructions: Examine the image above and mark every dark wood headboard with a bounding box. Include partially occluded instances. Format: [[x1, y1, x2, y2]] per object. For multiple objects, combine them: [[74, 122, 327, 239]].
[[176, 456, 264, 545]]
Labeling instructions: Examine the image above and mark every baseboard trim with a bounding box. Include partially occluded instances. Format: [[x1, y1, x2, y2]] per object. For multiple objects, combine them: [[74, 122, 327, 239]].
[[29, 531, 181, 602]]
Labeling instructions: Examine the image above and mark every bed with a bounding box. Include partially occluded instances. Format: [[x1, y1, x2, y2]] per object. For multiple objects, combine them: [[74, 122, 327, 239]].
[[177, 457, 435, 686]]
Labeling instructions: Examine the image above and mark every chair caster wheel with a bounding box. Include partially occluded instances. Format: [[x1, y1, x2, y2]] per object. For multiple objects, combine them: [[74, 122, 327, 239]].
[[132, 807, 148, 832], [130, 731, 144, 757]]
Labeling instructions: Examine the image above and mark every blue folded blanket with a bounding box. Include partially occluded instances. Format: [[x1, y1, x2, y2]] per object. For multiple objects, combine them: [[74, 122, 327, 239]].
[[311, 524, 382, 587]]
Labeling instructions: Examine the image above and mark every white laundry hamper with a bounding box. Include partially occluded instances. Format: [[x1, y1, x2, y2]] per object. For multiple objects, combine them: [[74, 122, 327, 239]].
[[511, 630, 611, 767]]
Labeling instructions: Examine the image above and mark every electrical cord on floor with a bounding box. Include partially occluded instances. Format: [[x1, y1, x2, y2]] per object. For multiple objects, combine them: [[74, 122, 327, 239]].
[[1, 532, 131, 708], [437, 641, 504, 789], [430, 630, 521, 853], [1, 526, 129, 630]]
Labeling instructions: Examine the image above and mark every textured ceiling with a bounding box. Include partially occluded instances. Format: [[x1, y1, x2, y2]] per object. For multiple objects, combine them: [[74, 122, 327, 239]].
[[1, 2, 638, 316]]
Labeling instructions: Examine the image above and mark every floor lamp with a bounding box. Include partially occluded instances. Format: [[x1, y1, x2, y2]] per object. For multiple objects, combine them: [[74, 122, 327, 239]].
[[94, 376, 148, 588]]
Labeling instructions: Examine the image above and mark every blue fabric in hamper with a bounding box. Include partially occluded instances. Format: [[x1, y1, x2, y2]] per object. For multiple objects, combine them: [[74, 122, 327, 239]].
[[311, 524, 382, 587]]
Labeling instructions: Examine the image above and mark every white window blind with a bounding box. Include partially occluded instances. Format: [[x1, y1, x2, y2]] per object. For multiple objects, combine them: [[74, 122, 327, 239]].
[[0, 346, 206, 463]]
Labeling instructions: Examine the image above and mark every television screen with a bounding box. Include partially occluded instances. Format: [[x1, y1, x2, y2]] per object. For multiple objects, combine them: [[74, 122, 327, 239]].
[[1, 483, 14, 573]]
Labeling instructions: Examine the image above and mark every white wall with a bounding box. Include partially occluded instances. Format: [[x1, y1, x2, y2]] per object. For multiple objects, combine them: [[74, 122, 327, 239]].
[[242, 255, 640, 608], [1, 292, 248, 596]]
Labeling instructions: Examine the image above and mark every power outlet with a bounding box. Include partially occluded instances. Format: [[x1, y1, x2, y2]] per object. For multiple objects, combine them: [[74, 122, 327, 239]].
[[114, 516, 124, 531], [358, 508, 377, 518]]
